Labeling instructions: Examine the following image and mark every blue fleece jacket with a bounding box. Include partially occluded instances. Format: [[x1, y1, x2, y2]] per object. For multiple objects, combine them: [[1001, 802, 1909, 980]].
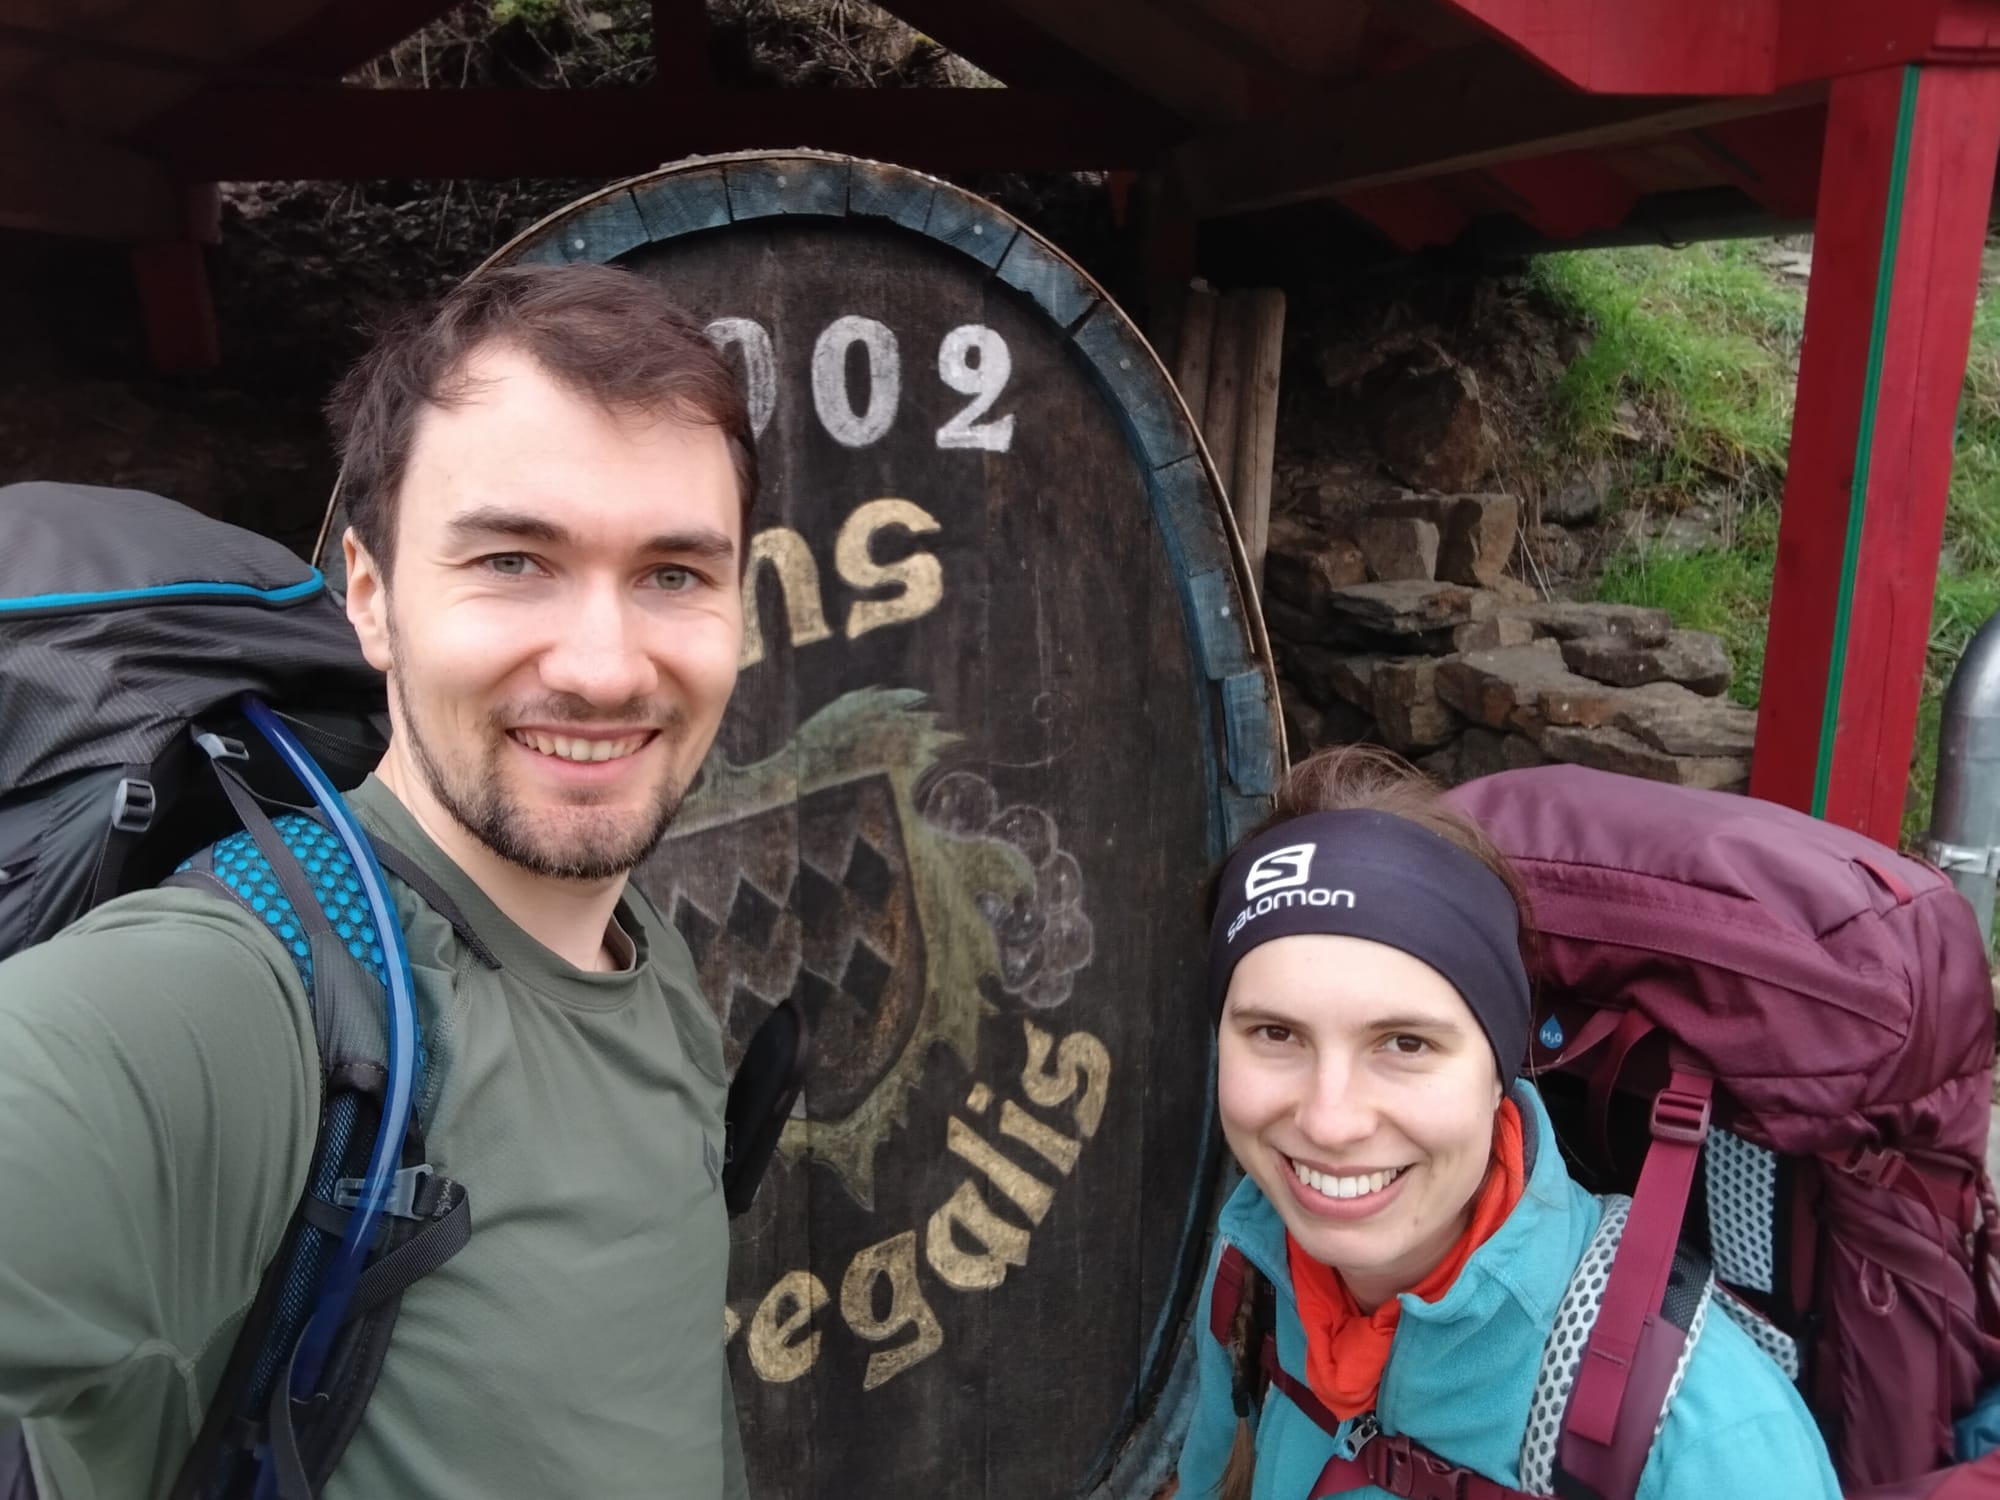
[[1176, 1082, 1841, 1500]]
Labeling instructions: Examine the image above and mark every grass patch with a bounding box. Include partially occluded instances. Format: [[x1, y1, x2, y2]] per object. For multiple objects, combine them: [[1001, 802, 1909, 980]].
[[1593, 507, 1778, 710], [1533, 239, 2000, 849], [1528, 242, 1801, 502]]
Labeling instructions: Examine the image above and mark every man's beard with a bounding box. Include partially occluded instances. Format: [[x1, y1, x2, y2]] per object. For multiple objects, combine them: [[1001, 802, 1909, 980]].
[[389, 629, 689, 883]]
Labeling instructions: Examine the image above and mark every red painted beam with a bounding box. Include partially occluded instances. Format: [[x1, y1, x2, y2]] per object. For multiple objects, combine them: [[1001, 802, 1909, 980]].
[[136, 84, 1166, 178], [129, 184, 222, 373], [1337, 182, 1472, 251], [651, 0, 712, 95], [1482, 150, 1637, 238], [1751, 64, 2000, 842], [130, 239, 220, 373], [1686, 108, 1825, 220], [254, 0, 461, 77], [1436, 0, 1947, 94]]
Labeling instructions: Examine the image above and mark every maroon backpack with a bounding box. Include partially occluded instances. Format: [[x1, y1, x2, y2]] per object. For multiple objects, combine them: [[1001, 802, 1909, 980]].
[[1445, 764, 2000, 1498]]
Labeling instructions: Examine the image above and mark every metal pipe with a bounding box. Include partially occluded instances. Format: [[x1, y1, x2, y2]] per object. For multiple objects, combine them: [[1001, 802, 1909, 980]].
[[1924, 609, 2000, 946]]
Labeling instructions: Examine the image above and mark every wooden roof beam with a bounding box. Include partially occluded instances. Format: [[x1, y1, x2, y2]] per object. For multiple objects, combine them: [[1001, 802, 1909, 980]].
[[1435, 0, 1951, 95], [251, 0, 463, 77], [981, 0, 1266, 123], [0, 111, 182, 241], [871, 0, 1187, 136], [1170, 45, 1808, 219], [136, 83, 1167, 179]]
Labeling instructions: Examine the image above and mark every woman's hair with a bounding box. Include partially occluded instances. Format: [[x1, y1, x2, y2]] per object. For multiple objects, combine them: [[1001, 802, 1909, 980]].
[[1206, 745, 1534, 1500]]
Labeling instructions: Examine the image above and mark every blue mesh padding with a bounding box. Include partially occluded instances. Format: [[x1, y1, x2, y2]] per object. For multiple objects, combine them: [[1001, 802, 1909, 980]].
[[175, 812, 427, 1088], [176, 814, 386, 989]]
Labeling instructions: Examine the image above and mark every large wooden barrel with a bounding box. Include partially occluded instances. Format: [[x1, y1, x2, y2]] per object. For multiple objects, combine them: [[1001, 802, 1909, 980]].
[[472, 153, 1279, 1497]]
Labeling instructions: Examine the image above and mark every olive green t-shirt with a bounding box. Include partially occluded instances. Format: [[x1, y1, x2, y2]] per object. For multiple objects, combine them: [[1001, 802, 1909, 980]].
[[0, 777, 746, 1499]]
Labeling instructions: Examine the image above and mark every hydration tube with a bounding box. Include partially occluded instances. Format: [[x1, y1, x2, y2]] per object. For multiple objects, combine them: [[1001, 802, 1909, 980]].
[[240, 695, 418, 1495]]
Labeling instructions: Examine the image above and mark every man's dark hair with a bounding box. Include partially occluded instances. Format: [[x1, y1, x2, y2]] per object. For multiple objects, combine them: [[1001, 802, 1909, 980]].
[[328, 263, 758, 577]]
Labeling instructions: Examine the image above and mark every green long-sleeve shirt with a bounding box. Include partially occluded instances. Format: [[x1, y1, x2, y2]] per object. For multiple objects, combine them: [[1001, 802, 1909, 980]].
[[0, 777, 746, 1499]]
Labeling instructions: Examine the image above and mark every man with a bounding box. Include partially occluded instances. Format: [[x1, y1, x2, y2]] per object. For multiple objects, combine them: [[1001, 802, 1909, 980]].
[[0, 264, 753, 1497]]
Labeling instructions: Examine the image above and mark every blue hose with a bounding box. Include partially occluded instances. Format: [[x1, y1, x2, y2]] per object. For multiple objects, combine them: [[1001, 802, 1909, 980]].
[[240, 696, 417, 1496]]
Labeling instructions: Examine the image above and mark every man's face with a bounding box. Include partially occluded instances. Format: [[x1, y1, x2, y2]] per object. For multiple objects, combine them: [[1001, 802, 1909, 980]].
[[346, 344, 744, 883]]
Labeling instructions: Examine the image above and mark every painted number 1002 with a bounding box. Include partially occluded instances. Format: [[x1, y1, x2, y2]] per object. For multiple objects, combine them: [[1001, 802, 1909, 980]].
[[705, 316, 1016, 453]]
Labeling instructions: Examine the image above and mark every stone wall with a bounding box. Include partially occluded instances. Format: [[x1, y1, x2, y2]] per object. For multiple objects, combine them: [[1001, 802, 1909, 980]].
[[1266, 491, 1757, 789]]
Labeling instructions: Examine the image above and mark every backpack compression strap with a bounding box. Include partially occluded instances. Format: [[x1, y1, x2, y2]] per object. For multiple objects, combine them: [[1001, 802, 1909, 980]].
[[1555, 1064, 1714, 1500]]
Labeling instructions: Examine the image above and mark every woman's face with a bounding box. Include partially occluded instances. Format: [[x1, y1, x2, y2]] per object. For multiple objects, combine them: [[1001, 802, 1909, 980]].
[[1217, 933, 1503, 1309]]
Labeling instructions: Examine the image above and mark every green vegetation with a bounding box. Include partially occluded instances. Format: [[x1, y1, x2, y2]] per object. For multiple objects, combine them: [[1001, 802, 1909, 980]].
[[1528, 240, 2000, 845], [490, 0, 565, 25]]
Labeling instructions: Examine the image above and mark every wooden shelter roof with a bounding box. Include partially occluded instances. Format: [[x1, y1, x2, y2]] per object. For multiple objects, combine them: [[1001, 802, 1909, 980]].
[[3, 1, 1987, 256]]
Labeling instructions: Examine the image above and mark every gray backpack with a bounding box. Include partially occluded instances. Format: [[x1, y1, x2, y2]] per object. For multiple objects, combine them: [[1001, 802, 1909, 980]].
[[0, 482, 476, 1499]]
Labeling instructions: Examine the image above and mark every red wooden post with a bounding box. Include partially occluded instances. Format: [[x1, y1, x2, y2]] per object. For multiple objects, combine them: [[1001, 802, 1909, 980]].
[[1750, 63, 2000, 839], [129, 182, 221, 375]]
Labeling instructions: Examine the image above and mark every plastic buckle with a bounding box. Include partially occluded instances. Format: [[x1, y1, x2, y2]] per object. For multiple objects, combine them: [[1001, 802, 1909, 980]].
[[110, 777, 156, 835], [1838, 1143, 1901, 1187], [333, 1163, 433, 1219], [1650, 1086, 1712, 1145], [194, 731, 250, 763], [1366, 1433, 1470, 1500]]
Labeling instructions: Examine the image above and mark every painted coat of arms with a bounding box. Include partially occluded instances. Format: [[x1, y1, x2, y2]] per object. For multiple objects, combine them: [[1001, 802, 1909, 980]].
[[640, 687, 1094, 1208]]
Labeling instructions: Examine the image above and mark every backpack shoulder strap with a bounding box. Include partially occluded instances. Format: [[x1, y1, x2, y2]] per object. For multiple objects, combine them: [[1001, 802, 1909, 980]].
[[1521, 1194, 1716, 1500], [163, 806, 470, 1500]]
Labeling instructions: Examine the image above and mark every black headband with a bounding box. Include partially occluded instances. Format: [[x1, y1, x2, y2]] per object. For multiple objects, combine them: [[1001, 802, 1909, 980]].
[[1207, 809, 1531, 1082]]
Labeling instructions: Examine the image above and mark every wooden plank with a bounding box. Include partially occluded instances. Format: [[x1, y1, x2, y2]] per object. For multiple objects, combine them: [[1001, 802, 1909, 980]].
[[991, 0, 1260, 123], [543, 188, 654, 262], [1439, 0, 1947, 93], [0, 111, 181, 242], [1482, 151, 1638, 239], [727, 157, 849, 221], [994, 233, 1098, 331], [254, 0, 462, 77], [139, 83, 1165, 179], [130, 235, 219, 374], [1689, 108, 1827, 220], [1752, 63, 2000, 844], [872, 0, 1184, 126], [924, 184, 1016, 268], [1436, 0, 1780, 93], [1073, 304, 1198, 472], [1337, 181, 1472, 250], [1171, 284, 1217, 431], [1200, 292, 1245, 495], [1186, 568, 1255, 681], [631, 166, 732, 240], [1171, 43, 1803, 218], [1222, 669, 1279, 796], [1150, 452, 1231, 583], [651, 0, 712, 95], [848, 159, 936, 232], [7, 0, 335, 135], [1230, 288, 1284, 586]]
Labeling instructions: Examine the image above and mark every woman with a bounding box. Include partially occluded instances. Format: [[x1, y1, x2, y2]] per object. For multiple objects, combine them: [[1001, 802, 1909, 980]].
[[1176, 746, 1838, 1500]]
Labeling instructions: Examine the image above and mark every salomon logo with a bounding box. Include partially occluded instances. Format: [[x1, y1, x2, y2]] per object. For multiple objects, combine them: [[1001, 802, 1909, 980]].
[[1244, 843, 1316, 899], [1224, 882, 1357, 943]]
